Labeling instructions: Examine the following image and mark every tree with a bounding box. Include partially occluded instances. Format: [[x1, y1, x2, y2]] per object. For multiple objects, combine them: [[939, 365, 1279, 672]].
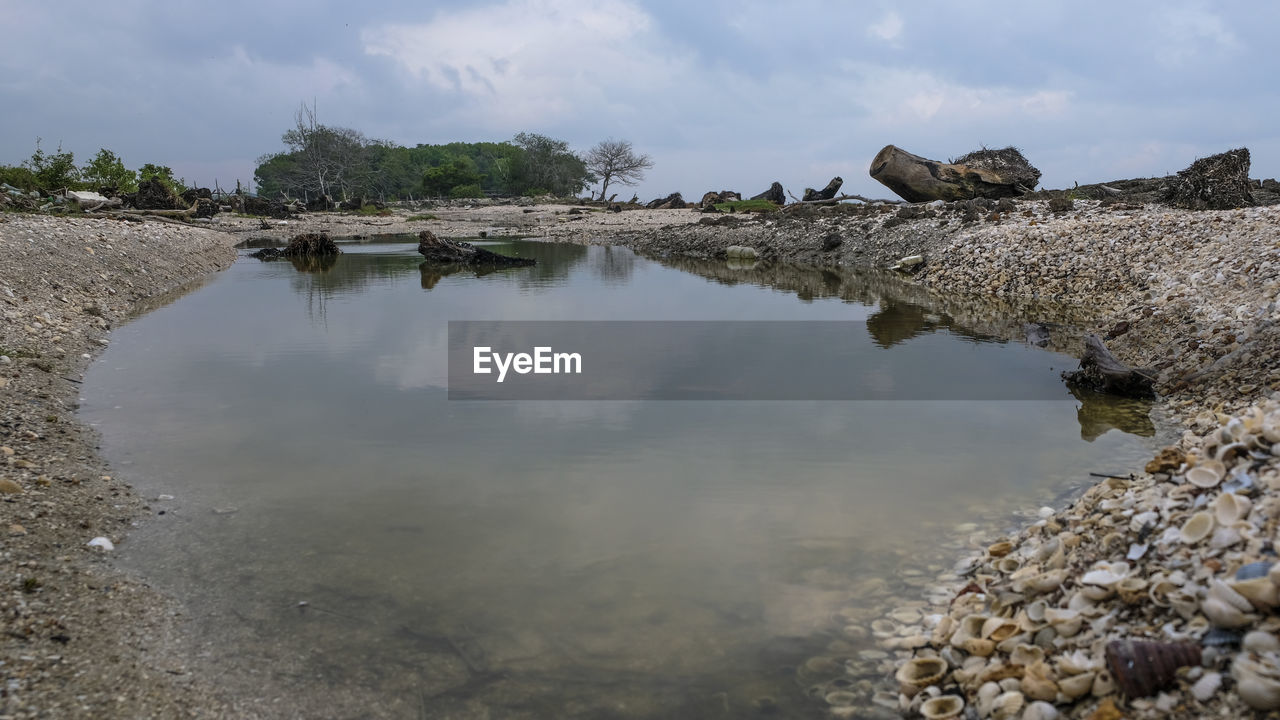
[[510, 132, 592, 197], [277, 101, 373, 201], [25, 138, 79, 190], [584, 139, 653, 201], [139, 163, 187, 194], [82, 148, 137, 192]]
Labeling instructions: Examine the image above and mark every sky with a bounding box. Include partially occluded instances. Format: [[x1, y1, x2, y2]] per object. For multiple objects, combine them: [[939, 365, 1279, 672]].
[[2, 0, 1278, 201]]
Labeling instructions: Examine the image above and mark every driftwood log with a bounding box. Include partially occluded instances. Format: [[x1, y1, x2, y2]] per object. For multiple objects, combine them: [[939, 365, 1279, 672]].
[[417, 230, 535, 269], [1062, 334, 1156, 398], [802, 177, 843, 202], [869, 145, 1040, 203]]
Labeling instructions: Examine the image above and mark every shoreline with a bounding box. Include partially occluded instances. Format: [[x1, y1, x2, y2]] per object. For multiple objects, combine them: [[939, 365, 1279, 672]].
[[3, 200, 1277, 717]]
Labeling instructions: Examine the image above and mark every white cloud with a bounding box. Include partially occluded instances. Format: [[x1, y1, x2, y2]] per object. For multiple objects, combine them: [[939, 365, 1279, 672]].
[[868, 11, 903, 42], [361, 0, 686, 128], [1154, 5, 1239, 67]]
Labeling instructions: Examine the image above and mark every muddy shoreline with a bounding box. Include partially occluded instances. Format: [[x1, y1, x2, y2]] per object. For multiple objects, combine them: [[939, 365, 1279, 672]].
[[3, 201, 1277, 717]]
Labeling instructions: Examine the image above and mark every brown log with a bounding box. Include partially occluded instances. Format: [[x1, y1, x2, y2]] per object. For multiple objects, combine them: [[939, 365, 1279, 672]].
[[1062, 334, 1156, 398], [869, 145, 1038, 203]]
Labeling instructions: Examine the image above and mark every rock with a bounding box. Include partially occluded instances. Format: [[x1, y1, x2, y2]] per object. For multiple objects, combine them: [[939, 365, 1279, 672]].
[[725, 246, 758, 260], [802, 177, 843, 202], [1048, 196, 1075, 213], [1165, 148, 1254, 210], [751, 181, 786, 205], [645, 192, 686, 209], [8, 524, 26, 536], [821, 234, 843, 251], [86, 536, 115, 551], [869, 145, 1040, 202], [65, 190, 119, 208], [0, 478, 22, 494]]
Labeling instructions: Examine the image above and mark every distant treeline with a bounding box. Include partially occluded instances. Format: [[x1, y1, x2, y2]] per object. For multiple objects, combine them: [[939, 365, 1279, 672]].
[[253, 105, 593, 202]]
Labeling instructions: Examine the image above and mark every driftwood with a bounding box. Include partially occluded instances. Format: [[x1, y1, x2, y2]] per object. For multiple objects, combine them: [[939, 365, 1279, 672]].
[[1062, 334, 1156, 398], [869, 145, 1040, 203], [802, 177, 843, 202], [417, 230, 535, 269], [781, 192, 901, 210]]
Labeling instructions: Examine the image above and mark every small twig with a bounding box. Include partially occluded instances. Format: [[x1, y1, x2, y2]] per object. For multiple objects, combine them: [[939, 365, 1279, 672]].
[[1089, 472, 1132, 480]]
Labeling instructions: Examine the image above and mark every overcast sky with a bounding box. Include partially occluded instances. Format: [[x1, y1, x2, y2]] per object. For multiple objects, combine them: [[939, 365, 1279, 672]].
[[2, 0, 1277, 200]]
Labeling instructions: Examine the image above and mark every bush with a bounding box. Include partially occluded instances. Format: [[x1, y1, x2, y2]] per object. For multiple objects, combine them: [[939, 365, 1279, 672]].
[[82, 149, 137, 193], [522, 187, 550, 197], [449, 183, 484, 198], [26, 139, 80, 191], [139, 163, 187, 195], [357, 203, 392, 216], [0, 165, 38, 191]]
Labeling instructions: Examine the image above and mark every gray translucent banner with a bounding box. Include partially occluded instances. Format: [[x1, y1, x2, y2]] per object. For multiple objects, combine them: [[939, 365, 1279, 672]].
[[447, 321, 1073, 400]]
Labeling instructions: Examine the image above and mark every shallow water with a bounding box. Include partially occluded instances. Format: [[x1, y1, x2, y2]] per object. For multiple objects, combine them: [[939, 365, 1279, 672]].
[[82, 239, 1159, 718]]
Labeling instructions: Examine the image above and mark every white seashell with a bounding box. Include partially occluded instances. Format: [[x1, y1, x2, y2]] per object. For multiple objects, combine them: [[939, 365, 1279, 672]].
[[976, 682, 1002, 718], [990, 690, 1025, 720], [1212, 492, 1252, 524], [1025, 600, 1048, 623], [1126, 542, 1149, 561], [960, 637, 996, 657], [981, 617, 1019, 642], [1092, 669, 1117, 696], [1018, 569, 1067, 595], [1231, 577, 1280, 610], [1058, 671, 1095, 699], [919, 695, 965, 720], [1043, 608, 1083, 638], [949, 614, 989, 648], [1081, 561, 1130, 588], [1116, 576, 1149, 604], [1010, 644, 1045, 667], [1210, 579, 1255, 612], [1021, 661, 1058, 702], [1243, 631, 1280, 654], [1191, 671, 1222, 702], [1056, 650, 1096, 676], [1209, 525, 1244, 548], [1233, 654, 1280, 710], [1202, 596, 1251, 628], [995, 557, 1021, 574], [1187, 459, 1227, 488], [1022, 700, 1060, 720], [1179, 512, 1215, 543], [896, 657, 948, 697], [86, 536, 114, 551], [871, 619, 899, 638]]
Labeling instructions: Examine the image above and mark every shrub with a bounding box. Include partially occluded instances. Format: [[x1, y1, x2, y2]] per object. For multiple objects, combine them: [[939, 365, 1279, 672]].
[[449, 183, 484, 199], [0, 165, 38, 191], [82, 149, 138, 193], [26, 139, 80, 191]]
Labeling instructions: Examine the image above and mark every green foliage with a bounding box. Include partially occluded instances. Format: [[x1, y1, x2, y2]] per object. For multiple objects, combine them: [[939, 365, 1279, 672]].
[[356, 204, 392, 216], [522, 188, 550, 197], [448, 183, 484, 198], [0, 165, 38, 191], [138, 163, 187, 194], [423, 156, 482, 196], [81, 148, 138, 192], [25, 139, 80, 190], [405, 213, 438, 221], [714, 199, 779, 213]]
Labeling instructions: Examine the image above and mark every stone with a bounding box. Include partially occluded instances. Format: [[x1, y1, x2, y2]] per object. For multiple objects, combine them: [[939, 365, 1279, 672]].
[[0, 478, 22, 494]]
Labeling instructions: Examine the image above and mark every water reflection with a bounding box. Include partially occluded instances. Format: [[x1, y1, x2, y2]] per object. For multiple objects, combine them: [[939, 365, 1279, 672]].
[[84, 240, 1161, 719], [1069, 385, 1157, 441]]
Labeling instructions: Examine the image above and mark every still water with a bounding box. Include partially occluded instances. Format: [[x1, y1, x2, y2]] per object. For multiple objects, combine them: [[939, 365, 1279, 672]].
[[82, 239, 1158, 719]]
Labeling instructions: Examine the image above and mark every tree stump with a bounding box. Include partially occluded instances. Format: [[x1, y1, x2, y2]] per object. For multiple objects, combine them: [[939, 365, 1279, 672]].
[[1061, 334, 1156, 398], [751, 181, 785, 205], [869, 145, 1040, 203], [802, 177, 843, 202]]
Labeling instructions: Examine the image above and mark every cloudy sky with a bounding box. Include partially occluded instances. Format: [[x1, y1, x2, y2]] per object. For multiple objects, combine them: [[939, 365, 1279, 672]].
[[2, 0, 1277, 200]]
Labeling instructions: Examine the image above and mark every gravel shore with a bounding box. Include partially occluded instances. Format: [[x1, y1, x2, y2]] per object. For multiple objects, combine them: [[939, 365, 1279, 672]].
[[1, 214, 239, 718], [3, 199, 1278, 718]]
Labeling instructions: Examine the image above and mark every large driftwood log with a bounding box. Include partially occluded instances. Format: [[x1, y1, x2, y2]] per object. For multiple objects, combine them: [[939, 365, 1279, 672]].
[[1062, 334, 1156, 398], [802, 177, 843, 202], [417, 230, 535, 269], [869, 145, 1040, 203]]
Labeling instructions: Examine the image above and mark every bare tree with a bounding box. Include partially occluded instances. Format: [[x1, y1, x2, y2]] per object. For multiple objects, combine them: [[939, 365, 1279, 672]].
[[584, 139, 654, 201]]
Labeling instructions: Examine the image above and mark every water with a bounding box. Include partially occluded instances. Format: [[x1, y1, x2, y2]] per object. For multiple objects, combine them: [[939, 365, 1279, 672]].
[[82, 238, 1159, 718]]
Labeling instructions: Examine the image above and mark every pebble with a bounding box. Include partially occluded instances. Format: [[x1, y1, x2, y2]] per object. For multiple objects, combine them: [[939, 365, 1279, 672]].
[[0, 478, 23, 494]]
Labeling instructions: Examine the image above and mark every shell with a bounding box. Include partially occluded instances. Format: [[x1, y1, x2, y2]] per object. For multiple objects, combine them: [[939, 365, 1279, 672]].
[[960, 637, 996, 657], [1025, 600, 1048, 623], [1179, 512, 1215, 543], [1212, 492, 1252, 524], [1057, 649, 1097, 676], [1116, 577, 1149, 604], [981, 617, 1020, 643], [1233, 653, 1280, 711], [1011, 643, 1045, 666], [1043, 608, 1083, 638], [1081, 561, 1130, 588], [1237, 561, 1274, 581], [1230, 577, 1280, 610], [1202, 596, 1252, 628], [919, 695, 965, 720], [1104, 639, 1202, 698], [987, 541, 1015, 558], [1058, 671, 1095, 699], [1243, 631, 1280, 654], [990, 690, 1024, 720], [1187, 464, 1225, 488], [1022, 700, 1061, 720], [1210, 578, 1255, 612], [1022, 661, 1059, 702], [896, 657, 948, 697]]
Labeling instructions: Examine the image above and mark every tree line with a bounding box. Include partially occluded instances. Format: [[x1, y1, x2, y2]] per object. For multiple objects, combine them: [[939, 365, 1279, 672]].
[[253, 103, 653, 202], [0, 139, 187, 195]]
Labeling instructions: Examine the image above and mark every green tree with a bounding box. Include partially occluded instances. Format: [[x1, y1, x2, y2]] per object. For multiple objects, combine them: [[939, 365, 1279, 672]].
[[139, 163, 187, 194], [82, 149, 138, 192], [510, 132, 591, 197], [25, 138, 80, 190], [422, 156, 482, 197]]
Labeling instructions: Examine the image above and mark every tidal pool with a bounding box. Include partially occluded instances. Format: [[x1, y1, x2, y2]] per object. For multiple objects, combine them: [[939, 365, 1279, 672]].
[[82, 238, 1161, 719]]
